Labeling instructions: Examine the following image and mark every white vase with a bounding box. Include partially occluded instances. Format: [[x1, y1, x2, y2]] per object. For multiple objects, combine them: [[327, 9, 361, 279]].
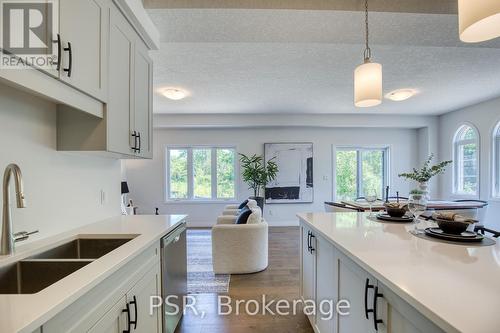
[[418, 181, 430, 199]]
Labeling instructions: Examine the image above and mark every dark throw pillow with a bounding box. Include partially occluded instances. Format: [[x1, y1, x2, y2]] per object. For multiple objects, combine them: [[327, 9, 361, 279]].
[[238, 199, 249, 210], [235, 207, 252, 224]]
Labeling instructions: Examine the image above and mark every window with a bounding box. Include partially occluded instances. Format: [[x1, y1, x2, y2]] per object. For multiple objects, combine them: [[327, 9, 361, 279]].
[[166, 146, 236, 201], [493, 122, 500, 198], [335, 147, 389, 200], [453, 125, 479, 196]]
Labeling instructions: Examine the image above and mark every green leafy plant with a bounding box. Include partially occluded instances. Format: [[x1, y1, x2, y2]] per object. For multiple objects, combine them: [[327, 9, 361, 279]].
[[239, 153, 278, 197], [399, 154, 452, 183]]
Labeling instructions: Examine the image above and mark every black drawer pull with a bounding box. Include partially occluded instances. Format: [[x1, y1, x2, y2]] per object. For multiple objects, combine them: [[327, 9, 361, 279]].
[[364, 278, 374, 319], [373, 286, 384, 331], [310, 234, 316, 253], [63, 42, 72, 77], [122, 303, 131, 333], [307, 231, 311, 253], [130, 295, 138, 329], [52, 34, 61, 71]]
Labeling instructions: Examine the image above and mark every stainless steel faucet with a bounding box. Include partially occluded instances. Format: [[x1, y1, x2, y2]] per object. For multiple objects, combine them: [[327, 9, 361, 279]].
[[1, 164, 26, 255]]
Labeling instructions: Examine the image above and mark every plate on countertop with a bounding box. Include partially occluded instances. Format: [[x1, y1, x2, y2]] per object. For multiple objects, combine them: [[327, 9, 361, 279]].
[[424, 228, 484, 242], [376, 213, 413, 223]]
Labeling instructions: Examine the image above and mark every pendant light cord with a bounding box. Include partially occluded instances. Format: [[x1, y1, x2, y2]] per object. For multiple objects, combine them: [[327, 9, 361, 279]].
[[363, 0, 371, 62]]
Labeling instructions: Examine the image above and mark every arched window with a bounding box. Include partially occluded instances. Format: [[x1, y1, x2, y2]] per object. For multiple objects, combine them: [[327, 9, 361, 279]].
[[494, 122, 500, 197], [453, 125, 479, 196]]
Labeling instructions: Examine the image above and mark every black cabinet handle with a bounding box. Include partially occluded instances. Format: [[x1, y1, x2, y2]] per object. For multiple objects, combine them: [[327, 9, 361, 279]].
[[130, 295, 138, 329], [307, 231, 311, 253], [364, 278, 374, 319], [122, 303, 131, 333], [63, 42, 72, 77], [137, 132, 141, 153], [373, 286, 384, 331], [310, 234, 316, 253], [131, 131, 138, 152], [52, 34, 61, 71]]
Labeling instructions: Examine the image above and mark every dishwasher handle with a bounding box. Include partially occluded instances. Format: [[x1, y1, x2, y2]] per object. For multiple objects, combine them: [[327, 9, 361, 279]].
[[161, 223, 186, 247]]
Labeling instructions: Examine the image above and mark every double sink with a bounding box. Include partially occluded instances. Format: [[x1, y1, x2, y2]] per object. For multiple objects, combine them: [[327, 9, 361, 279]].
[[0, 236, 136, 294]]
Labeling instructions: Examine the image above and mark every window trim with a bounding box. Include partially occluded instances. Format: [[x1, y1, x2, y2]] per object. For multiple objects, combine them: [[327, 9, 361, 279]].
[[452, 123, 480, 198], [164, 145, 238, 203], [333, 145, 391, 201], [492, 121, 500, 199]]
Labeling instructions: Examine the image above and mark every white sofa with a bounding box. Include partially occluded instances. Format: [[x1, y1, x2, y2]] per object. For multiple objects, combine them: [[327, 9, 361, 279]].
[[212, 214, 268, 274]]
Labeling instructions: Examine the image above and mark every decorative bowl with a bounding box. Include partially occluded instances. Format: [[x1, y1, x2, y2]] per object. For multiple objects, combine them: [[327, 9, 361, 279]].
[[384, 203, 407, 218], [435, 218, 469, 235]]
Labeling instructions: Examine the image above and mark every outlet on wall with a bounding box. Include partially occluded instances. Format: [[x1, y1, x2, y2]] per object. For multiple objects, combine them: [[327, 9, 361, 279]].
[[99, 190, 106, 206], [268, 209, 273, 216]]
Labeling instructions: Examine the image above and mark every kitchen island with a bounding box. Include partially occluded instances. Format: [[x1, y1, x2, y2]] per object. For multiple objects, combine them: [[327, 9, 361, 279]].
[[297, 212, 500, 333], [0, 214, 187, 333]]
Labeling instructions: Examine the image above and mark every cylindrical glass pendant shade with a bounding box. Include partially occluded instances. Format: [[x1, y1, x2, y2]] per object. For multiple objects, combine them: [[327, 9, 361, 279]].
[[459, 0, 500, 43], [354, 61, 382, 108]]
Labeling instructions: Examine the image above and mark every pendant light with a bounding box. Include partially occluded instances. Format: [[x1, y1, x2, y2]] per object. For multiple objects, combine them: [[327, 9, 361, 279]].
[[354, 0, 382, 108], [459, 0, 500, 43]]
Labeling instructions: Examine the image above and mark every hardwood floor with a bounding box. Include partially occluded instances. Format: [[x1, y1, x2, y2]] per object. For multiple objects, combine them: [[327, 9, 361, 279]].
[[176, 227, 314, 333]]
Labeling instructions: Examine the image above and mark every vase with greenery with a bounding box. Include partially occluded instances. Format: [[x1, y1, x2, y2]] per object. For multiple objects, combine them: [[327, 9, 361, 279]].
[[239, 153, 278, 210], [398, 154, 452, 198]]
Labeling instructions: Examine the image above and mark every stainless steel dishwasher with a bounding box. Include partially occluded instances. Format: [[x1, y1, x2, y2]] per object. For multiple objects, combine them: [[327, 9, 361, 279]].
[[161, 221, 187, 333]]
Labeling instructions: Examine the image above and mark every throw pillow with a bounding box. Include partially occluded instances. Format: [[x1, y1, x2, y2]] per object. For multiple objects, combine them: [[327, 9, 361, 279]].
[[247, 207, 262, 224], [235, 207, 252, 224], [238, 199, 249, 210], [246, 199, 258, 209]]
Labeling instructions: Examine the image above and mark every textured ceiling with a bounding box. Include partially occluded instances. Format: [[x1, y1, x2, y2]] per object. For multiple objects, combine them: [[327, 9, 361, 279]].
[[148, 8, 500, 115]]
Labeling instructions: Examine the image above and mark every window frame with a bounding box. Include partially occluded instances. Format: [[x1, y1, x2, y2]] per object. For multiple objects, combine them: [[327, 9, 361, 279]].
[[492, 122, 500, 199], [333, 145, 390, 201], [452, 124, 480, 198], [165, 145, 238, 203]]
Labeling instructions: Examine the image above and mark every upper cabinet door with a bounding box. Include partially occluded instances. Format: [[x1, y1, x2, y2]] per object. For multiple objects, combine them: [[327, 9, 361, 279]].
[[59, 0, 108, 101], [133, 39, 153, 158], [107, 2, 135, 156]]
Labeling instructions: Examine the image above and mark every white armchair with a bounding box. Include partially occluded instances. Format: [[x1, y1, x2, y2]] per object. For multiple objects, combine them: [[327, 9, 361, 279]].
[[212, 215, 268, 274]]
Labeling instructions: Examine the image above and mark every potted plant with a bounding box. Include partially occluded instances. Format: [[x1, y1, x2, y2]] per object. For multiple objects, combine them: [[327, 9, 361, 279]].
[[398, 154, 452, 197], [239, 153, 278, 210]]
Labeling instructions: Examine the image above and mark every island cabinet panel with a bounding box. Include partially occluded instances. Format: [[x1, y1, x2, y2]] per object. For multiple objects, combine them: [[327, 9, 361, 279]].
[[376, 283, 444, 333], [301, 225, 316, 325], [336, 252, 376, 333], [301, 225, 338, 332], [315, 234, 337, 333], [299, 220, 445, 333]]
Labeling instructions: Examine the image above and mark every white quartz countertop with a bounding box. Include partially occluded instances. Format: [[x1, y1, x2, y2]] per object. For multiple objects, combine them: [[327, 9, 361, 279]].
[[297, 212, 500, 333], [0, 214, 187, 333]]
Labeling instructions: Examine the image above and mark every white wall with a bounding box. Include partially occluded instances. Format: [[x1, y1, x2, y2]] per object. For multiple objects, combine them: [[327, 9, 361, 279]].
[[126, 126, 419, 227], [438, 96, 500, 228], [0, 84, 121, 242]]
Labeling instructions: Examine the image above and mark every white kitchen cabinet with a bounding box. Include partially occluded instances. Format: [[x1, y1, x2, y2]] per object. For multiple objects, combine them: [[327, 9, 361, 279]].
[[56, 1, 154, 159], [107, 0, 136, 156], [132, 38, 153, 158], [88, 296, 127, 333], [337, 253, 376, 333], [126, 265, 161, 332], [42, 243, 162, 333], [301, 226, 316, 325], [315, 234, 336, 333], [59, 0, 108, 101], [376, 283, 443, 333]]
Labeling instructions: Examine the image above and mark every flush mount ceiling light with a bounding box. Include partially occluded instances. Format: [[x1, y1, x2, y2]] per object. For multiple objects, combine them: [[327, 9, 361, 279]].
[[459, 0, 500, 42], [161, 88, 188, 100], [354, 0, 382, 108], [385, 89, 417, 102]]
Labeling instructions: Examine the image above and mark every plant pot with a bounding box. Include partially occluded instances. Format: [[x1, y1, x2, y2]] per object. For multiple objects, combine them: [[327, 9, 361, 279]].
[[250, 196, 264, 211]]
